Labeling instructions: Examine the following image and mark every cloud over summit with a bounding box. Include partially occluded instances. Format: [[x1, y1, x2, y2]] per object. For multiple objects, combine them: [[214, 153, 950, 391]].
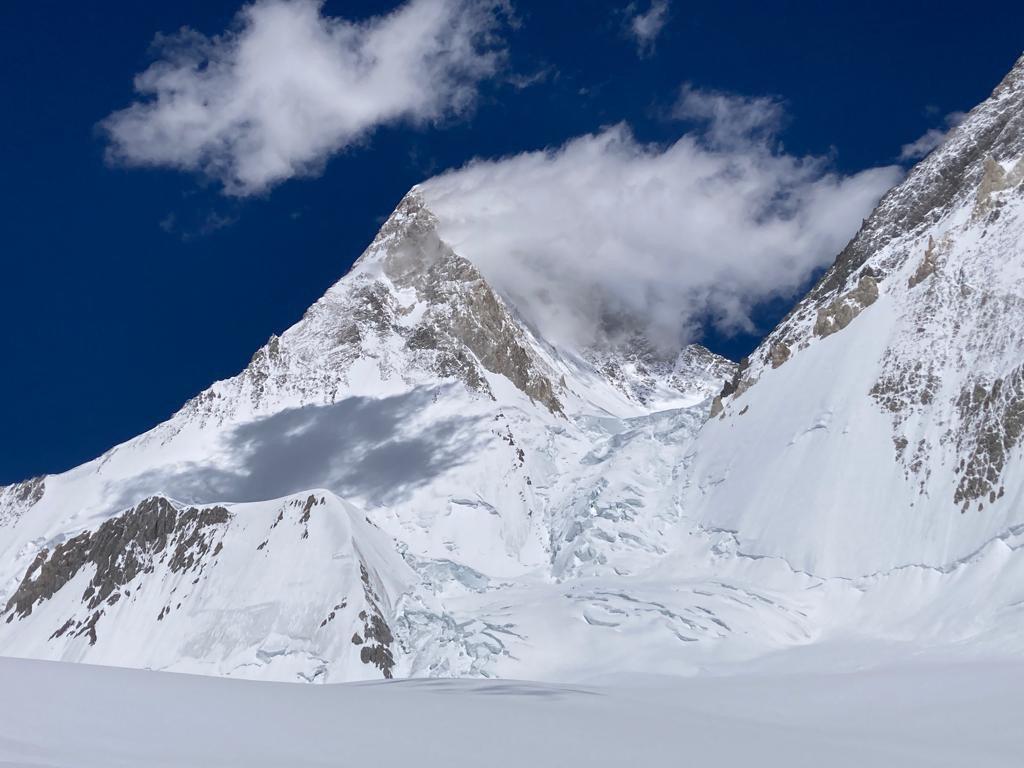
[[421, 88, 902, 352], [102, 4, 903, 356], [102, 0, 509, 195]]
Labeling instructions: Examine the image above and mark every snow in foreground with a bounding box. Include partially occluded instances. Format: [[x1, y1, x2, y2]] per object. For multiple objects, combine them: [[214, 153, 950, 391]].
[[1, 656, 1020, 767]]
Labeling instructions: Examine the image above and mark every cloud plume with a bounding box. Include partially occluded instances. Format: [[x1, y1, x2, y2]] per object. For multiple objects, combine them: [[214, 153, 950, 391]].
[[102, 0, 508, 195], [627, 1, 670, 56], [899, 111, 967, 162], [420, 87, 902, 352]]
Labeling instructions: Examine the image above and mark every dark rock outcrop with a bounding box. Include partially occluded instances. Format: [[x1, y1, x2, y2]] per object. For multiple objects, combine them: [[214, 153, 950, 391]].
[[4, 497, 230, 643]]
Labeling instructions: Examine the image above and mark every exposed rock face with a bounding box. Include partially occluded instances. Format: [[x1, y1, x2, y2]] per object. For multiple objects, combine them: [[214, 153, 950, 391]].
[[377, 194, 563, 414], [975, 155, 1024, 214], [813, 273, 879, 338], [355, 564, 397, 678], [6, 497, 227, 615], [0, 477, 45, 527], [768, 342, 791, 369], [4, 497, 229, 644], [953, 366, 1024, 511], [907, 236, 939, 289]]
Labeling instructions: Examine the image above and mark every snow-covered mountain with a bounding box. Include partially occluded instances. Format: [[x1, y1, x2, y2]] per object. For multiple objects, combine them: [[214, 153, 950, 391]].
[[691, 52, 1024, 578], [4, 54, 1024, 682], [1, 492, 413, 681], [680, 52, 1024, 650], [0, 188, 733, 681]]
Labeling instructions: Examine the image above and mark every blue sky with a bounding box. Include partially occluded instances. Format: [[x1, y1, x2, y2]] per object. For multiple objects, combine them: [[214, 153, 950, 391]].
[[2, 0, 1023, 484]]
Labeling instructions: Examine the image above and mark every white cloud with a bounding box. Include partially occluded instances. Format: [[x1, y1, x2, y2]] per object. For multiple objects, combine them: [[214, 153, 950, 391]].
[[420, 87, 902, 352], [627, 0, 670, 55], [898, 111, 967, 162], [102, 0, 508, 195], [673, 84, 785, 147], [505, 66, 554, 91]]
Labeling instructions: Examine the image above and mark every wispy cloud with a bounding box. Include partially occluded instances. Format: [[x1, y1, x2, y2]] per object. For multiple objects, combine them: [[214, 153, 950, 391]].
[[159, 209, 239, 241], [103, 0, 510, 196], [627, 0, 670, 56], [421, 86, 902, 351], [505, 66, 554, 91], [674, 84, 786, 147], [898, 111, 967, 162]]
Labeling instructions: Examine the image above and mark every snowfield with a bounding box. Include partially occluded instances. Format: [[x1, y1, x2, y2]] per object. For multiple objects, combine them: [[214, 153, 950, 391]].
[[2, 654, 1021, 768]]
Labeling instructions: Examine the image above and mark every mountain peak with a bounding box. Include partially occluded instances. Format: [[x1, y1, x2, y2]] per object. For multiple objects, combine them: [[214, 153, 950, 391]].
[[177, 189, 565, 422]]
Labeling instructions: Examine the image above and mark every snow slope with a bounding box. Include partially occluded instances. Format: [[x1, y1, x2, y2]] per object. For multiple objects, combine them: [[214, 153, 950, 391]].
[[0, 491, 413, 682], [2, 655, 1021, 768]]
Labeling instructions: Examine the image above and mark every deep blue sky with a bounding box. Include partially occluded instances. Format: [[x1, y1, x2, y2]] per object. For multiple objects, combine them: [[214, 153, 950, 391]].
[[2, 0, 1023, 484]]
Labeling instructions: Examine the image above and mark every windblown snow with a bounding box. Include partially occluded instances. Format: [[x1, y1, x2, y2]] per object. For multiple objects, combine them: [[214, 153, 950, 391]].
[[4, 56, 1024, 705]]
